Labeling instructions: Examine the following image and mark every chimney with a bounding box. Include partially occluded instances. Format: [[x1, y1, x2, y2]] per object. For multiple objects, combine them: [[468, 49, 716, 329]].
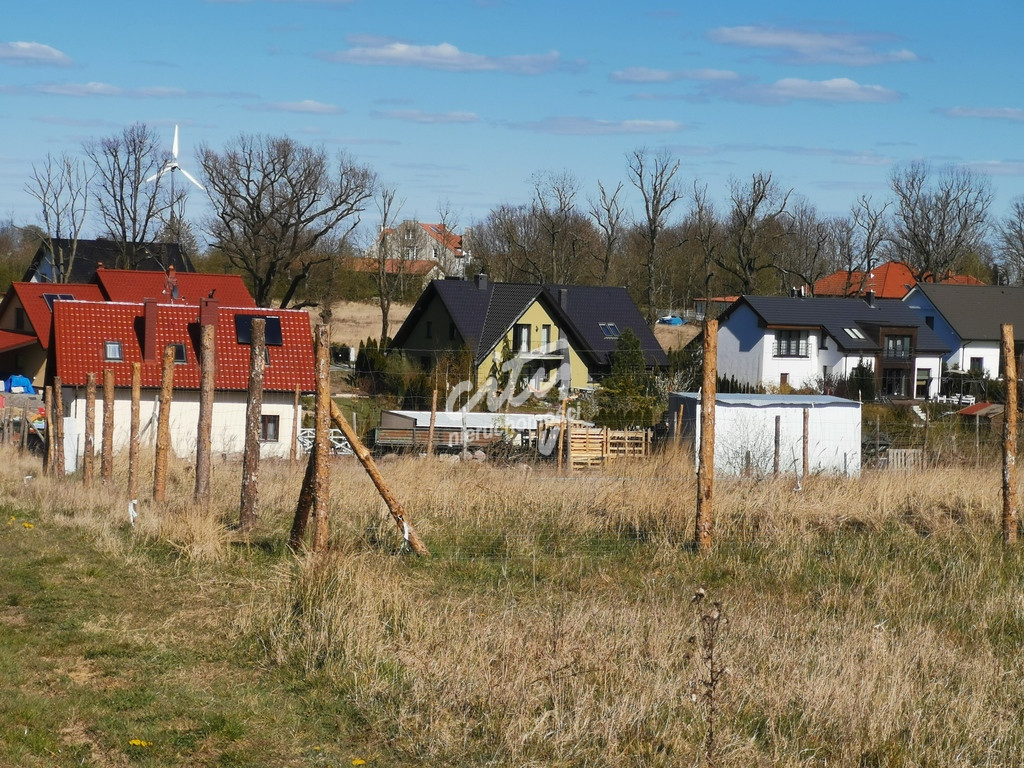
[[558, 288, 568, 309], [790, 286, 798, 298], [866, 289, 876, 307], [474, 273, 488, 290], [199, 296, 219, 329], [143, 298, 159, 362]]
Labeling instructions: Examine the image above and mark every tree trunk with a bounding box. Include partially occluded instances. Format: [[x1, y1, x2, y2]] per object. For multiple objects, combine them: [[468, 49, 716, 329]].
[[311, 325, 332, 552], [84, 374, 96, 488], [153, 345, 175, 503], [127, 363, 141, 501], [194, 324, 215, 506], [695, 320, 718, 552], [239, 318, 266, 530], [1002, 323, 1018, 544], [101, 369, 114, 483]]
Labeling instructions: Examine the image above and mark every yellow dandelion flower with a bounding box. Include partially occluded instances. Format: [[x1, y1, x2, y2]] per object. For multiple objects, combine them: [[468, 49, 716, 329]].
[[352, 760, 367, 765], [128, 738, 152, 747], [22, 522, 34, 529]]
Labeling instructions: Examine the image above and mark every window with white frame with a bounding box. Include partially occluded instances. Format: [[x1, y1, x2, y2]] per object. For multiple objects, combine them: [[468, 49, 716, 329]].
[[104, 340, 123, 362]]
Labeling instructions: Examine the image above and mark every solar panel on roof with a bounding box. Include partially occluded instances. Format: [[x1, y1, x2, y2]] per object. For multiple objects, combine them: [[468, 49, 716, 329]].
[[234, 315, 283, 346], [42, 293, 76, 311]]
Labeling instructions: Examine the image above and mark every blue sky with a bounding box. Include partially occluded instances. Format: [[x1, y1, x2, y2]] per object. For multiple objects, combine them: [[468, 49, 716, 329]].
[[2, 0, 1023, 243]]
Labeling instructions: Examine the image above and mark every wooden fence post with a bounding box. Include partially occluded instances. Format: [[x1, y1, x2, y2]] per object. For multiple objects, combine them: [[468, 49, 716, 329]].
[[773, 414, 781, 475], [53, 377, 65, 477], [1002, 323, 1018, 544], [427, 389, 437, 457], [101, 369, 115, 483], [153, 345, 175, 503], [127, 363, 141, 501], [194, 323, 215, 506], [695, 319, 718, 553], [328, 399, 429, 555], [310, 325, 332, 552], [44, 385, 53, 474], [239, 318, 266, 530], [20, 403, 29, 454], [802, 407, 810, 482], [83, 374, 96, 487], [290, 384, 300, 466]]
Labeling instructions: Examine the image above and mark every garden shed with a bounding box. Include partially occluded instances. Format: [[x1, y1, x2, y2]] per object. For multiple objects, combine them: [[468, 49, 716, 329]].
[[668, 392, 861, 477]]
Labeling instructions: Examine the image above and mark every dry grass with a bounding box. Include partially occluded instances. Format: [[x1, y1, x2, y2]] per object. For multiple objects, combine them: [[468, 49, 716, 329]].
[[4, 444, 1024, 766], [326, 299, 412, 347]]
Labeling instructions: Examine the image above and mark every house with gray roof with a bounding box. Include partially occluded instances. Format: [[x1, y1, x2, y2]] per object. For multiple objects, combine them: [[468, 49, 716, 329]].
[[903, 283, 1024, 379], [391, 274, 667, 392], [717, 293, 950, 399]]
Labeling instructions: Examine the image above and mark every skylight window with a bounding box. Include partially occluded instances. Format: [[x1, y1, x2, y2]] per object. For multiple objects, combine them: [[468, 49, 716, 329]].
[[42, 293, 76, 312], [599, 323, 620, 339], [843, 327, 866, 340], [104, 341, 123, 362], [171, 343, 187, 363]]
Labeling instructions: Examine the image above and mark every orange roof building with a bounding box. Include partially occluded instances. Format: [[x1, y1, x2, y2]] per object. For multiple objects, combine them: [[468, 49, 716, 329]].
[[813, 261, 984, 299]]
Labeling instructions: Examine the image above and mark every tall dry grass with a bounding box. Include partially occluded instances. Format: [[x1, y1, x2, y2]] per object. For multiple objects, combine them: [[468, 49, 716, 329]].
[[8, 442, 1024, 765]]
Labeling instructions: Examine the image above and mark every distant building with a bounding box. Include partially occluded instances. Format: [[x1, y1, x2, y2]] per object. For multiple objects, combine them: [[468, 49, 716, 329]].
[[24, 239, 194, 284], [813, 260, 984, 300]]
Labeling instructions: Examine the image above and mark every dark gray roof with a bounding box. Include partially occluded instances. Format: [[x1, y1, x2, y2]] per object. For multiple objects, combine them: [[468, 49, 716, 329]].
[[393, 278, 667, 368], [912, 284, 1024, 341], [724, 295, 949, 354], [25, 239, 194, 284]]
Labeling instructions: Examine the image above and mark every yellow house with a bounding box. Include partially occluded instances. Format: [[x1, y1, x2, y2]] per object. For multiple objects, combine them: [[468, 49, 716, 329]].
[[391, 275, 667, 393]]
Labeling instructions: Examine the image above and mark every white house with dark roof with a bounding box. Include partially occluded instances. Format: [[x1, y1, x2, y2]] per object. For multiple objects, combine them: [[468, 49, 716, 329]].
[[903, 283, 1024, 379], [717, 294, 949, 399]]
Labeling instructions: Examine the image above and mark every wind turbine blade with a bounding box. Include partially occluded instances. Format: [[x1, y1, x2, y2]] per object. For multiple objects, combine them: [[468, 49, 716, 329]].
[[178, 166, 205, 191], [172, 125, 179, 159], [146, 168, 167, 183]]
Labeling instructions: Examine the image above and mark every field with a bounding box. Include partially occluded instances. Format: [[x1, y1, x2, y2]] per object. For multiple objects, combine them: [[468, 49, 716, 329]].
[[3, 445, 1024, 767], [325, 301, 411, 349]]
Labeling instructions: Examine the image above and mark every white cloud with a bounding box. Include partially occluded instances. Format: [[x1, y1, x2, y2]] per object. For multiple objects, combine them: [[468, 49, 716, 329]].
[[938, 106, 1024, 122], [251, 99, 342, 114], [611, 67, 739, 84], [513, 116, 685, 135], [761, 77, 900, 104], [321, 42, 567, 74], [708, 25, 918, 66], [373, 109, 478, 124], [0, 41, 73, 66], [32, 82, 188, 98]]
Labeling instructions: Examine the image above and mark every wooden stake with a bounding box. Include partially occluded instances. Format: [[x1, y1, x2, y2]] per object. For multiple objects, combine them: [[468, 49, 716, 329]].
[[695, 319, 718, 553], [427, 389, 437, 457], [290, 384, 300, 466], [1002, 323, 1018, 544], [44, 385, 53, 474], [101, 369, 114, 483], [53, 377, 65, 477], [310, 325, 332, 553], [329, 399, 429, 556], [84, 373, 96, 488], [557, 397, 567, 474], [289, 448, 316, 549], [239, 318, 266, 531], [773, 414, 781, 475], [802, 407, 810, 482], [194, 323, 215, 506], [20, 403, 29, 454], [127, 363, 141, 500], [153, 345, 175, 503]]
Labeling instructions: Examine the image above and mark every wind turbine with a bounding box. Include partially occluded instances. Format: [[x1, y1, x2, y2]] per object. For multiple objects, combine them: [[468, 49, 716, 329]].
[[147, 125, 204, 191]]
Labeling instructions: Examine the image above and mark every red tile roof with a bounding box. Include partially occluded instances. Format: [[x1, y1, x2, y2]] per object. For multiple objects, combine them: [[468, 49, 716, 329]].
[[0, 329, 38, 354], [51, 301, 315, 392], [419, 223, 462, 254], [8, 282, 105, 349], [344, 257, 439, 276], [94, 267, 257, 307], [814, 261, 986, 298]]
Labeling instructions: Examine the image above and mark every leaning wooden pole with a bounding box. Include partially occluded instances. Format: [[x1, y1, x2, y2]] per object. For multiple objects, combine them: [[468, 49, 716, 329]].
[[52, 377, 65, 477], [290, 384, 300, 466], [329, 399, 430, 556], [310, 325, 332, 553], [43, 385, 53, 474], [101, 369, 115, 483], [127, 363, 141, 501], [426, 389, 437, 458], [153, 345, 176, 503], [194, 323, 215, 506], [1002, 323, 1018, 544], [83, 373, 96, 488], [239, 318, 266, 531], [695, 319, 718, 553]]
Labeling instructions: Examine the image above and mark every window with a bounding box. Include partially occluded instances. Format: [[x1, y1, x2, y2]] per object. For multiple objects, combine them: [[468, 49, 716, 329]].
[[448, 322, 456, 341], [843, 327, 866, 340], [925, 316, 935, 330], [780, 373, 789, 388], [513, 323, 531, 353], [426, 321, 433, 339], [14, 307, 25, 331], [916, 368, 931, 399], [541, 324, 552, 352], [970, 357, 984, 373], [104, 341, 123, 362], [260, 414, 280, 443], [885, 335, 911, 360], [599, 323, 620, 339], [172, 343, 187, 363], [775, 330, 808, 358], [234, 315, 283, 346], [42, 293, 75, 311]]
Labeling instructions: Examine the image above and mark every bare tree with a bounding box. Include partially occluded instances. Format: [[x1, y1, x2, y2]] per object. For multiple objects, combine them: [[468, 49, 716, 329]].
[[888, 161, 992, 281], [200, 134, 375, 308], [775, 198, 834, 293], [997, 197, 1024, 285], [628, 147, 684, 321], [690, 183, 723, 304], [25, 153, 93, 282], [84, 123, 176, 268], [588, 180, 626, 285], [373, 185, 404, 345], [713, 172, 792, 295]]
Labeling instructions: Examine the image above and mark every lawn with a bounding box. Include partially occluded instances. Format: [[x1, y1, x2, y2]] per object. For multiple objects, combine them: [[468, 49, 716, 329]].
[[3, 445, 1024, 766]]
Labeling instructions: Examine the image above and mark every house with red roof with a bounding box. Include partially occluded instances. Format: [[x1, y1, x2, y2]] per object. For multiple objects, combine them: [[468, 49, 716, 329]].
[[813, 261, 985, 299], [49, 297, 315, 466], [0, 269, 259, 389]]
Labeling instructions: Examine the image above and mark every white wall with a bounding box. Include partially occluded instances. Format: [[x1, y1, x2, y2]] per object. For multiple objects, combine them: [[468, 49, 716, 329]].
[[62, 388, 300, 471]]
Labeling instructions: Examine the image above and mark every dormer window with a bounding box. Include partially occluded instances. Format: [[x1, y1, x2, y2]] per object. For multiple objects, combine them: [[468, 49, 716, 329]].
[[104, 341, 123, 362]]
